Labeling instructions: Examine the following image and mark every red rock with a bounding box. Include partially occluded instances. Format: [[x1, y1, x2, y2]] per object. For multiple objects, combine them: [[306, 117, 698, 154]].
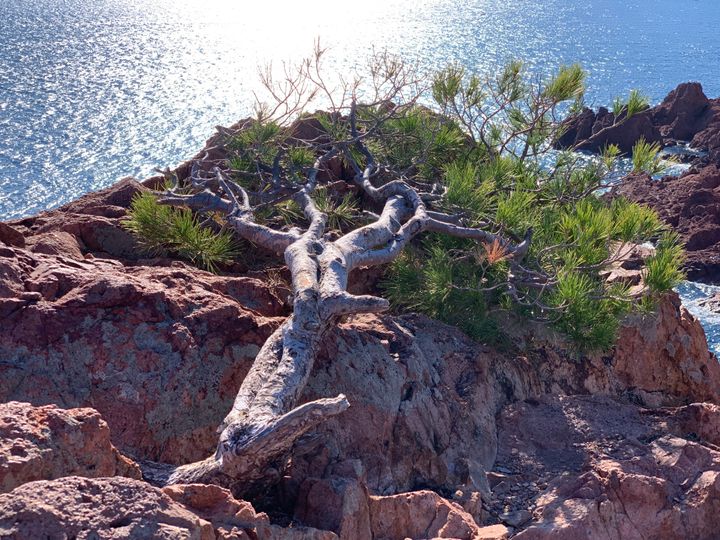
[[164, 483, 337, 540], [0, 401, 140, 493], [495, 395, 652, 483], [557, 82, 720, 161], [7, 178, 148, 260], [652, 82, 712, 140], [287, 313, 499, 499], [289, 115, 331, 145], [0, 222, 25, 248], [0, 476, 338, 540], [514, 436, 720, 540], [0, 174, 717, 536], [294, 477, 371, 539], [492, 291, 718, 408], [476, 524, 511, 539], [0, 476, 216, 539], [368, 490, 480, 540], [0, 245, 285, 464], [492, 394, 720, 538], [291, 475, 492, 539], [611, 164, 720, 281], [613, 292, 720, 405], [25, 231, 85, 260], [650, 402, 720, 446], [556, 106, 661, 154]]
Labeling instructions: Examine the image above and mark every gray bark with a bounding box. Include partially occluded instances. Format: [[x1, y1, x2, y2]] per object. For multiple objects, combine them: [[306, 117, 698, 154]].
[[146, 118, 530, 496]]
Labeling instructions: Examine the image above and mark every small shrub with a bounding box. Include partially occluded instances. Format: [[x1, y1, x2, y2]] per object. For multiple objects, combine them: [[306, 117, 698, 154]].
[[631, 137, 671, 175], [124, 192, 238, 272]]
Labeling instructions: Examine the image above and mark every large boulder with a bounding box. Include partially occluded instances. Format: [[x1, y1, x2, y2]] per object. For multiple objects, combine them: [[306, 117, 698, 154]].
[[514, 436, 720, 540], [368, 490, 485, 540], [289, 313, 500, 499], [613, 292, 720, 405], [163, 483, 337, 540], [0, 477, 215, 540], [0, 244, 285, 464], [492, 396, 720, 539], [0, 401, 140, 493], [0, 223, 25, 248], [0, 476, 335, 540], [291, 475, 505, 540], [492, 291, 719, 407]]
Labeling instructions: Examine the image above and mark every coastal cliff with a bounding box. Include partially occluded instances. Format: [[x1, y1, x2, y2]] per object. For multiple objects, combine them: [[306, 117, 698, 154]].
[[0, 181, 718, 538], [2, 84, 720, 538]]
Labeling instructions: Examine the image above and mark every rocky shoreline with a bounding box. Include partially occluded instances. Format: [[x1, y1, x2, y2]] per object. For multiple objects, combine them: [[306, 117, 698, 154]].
[[557, 82, 720, 163], [557, 82, 720, 285], [2, 84, 720, 538]]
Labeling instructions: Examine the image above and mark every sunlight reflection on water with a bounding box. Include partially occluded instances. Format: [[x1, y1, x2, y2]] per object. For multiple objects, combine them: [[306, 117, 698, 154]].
[[2, 0, 720, 219], [3, 0, 720, 352]]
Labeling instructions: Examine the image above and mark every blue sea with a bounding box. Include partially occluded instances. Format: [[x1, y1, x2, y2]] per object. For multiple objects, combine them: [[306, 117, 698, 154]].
[[2, 0, 720, 352]]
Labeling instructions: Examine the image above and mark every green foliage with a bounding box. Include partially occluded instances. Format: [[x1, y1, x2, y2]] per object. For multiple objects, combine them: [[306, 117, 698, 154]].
[[549, 271, 630, 348], [542, 64, 586, 102], [631, 137, 672, 175], [382, 63, 683, 352], [383, 237, 505, 345], [313, 188, 359, 231], [386, 167, 680, 350], [432, 61, 588, 162], [370, 106, 469, 178], [612, 89, 649, 119], [611, 198, 665, 242], [643, 231, 685, 293], [124, 193, 238, 272], [228, 121, 282, 174]]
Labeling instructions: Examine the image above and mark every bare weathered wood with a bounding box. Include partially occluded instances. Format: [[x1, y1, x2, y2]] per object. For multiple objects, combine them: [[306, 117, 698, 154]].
[[151, 96, 532, 495]]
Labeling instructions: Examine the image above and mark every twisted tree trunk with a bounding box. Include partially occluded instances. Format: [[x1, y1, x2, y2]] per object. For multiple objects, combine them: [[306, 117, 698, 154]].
[[142, 105, 530, 495]]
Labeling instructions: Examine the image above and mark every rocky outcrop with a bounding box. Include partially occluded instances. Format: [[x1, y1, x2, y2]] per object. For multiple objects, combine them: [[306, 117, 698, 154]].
[[0, 476, 337, 540], [289, 313, 500, 499], [555, 106, 661, 154], [0, 401, 140, 493], [291, 476, 504, 539], [0, 242, 285, 464], [1, 178, 720, 538], [652, 82, 714, 141], [8, 177, 147, 260], [0, 475, 508, 540], [613, 291, 720, 405], [493, 396, 720, 540], [0, 222, 25, 248], [514, 435, 720, 540], [557, 82, 720, 162], [162, 483, 337, 540], [610, 164, 720, 282], [559, 83, 720, 283], [493, 291, 720, 408], [368, 490, 485, 539], [0, 477, 217, 539]]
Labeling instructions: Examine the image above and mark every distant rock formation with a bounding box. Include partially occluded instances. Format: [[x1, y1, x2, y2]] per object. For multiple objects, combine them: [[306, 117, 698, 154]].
[[557, 82, 720, 163]]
